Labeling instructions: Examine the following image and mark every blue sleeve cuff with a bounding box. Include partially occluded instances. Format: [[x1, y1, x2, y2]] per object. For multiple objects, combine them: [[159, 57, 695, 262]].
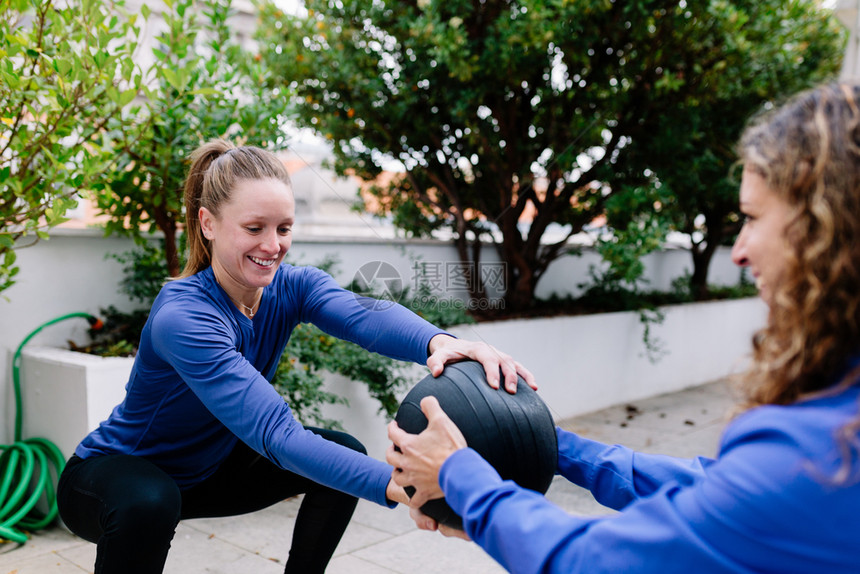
[[439, 448, 504, 512]]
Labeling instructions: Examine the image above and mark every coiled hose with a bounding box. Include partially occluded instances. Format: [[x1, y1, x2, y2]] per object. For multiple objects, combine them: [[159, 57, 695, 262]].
[[0, 312, 102, 545]]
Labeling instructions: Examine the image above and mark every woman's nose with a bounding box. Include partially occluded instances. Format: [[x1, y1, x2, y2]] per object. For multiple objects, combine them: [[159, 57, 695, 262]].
[[260, 230, 281, 253], [731, 228, 748, 267]]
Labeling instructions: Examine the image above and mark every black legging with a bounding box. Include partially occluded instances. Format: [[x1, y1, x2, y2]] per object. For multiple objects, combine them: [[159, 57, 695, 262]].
[[56, 427, 364, 574]]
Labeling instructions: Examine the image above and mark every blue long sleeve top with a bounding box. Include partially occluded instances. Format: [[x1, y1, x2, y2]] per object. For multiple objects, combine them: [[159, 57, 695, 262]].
[[76, 264, 446, 506], [440, 384, 860, 573]]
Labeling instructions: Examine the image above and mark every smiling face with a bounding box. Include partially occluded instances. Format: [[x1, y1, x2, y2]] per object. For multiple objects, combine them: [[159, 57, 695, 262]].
[[199, 177, 295, 300], [731, 168, 795, 306]]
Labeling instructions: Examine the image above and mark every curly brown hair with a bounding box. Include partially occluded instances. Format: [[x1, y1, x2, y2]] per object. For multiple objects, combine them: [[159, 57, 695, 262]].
[[738, 83, 860, 477]]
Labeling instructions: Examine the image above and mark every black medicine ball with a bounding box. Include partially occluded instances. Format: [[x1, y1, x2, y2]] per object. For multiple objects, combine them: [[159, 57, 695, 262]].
[[394, 360, 557, 530]]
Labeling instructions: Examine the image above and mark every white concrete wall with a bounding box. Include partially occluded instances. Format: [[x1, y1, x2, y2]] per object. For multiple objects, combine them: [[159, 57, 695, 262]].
[[1, 228, 747, 447], [320, 297, 767, 458], [17, 347, 133, 460]]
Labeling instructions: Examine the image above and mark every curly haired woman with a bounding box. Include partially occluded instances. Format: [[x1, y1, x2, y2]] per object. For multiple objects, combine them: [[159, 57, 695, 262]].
[[387, 82, 860, 573]]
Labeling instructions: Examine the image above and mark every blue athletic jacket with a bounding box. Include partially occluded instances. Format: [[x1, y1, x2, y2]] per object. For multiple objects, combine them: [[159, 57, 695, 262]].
[[76, 264, 445, 506], [441, 385, 860, 573]]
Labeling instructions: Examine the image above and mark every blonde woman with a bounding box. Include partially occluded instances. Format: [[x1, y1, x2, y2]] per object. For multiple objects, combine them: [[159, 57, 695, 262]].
[[388, 82, 860, 573], [57, 139, 532, 574]]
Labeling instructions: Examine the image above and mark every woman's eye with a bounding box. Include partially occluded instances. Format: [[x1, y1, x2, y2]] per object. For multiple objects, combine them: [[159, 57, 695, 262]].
[[279, 227, 292, 234], [246, 227, 261, 233]]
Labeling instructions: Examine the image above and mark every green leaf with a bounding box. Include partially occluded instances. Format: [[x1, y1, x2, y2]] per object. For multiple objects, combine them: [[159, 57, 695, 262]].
[[93, 49, 108, 69], [40, 145, 62, 168], [0, 71, 19, 89], [188, 87, 221, 96], [152, 47, 168, 62], [161, 67, 185, 91], [7, 34, 28, 47], [119, 88, 138, 106]]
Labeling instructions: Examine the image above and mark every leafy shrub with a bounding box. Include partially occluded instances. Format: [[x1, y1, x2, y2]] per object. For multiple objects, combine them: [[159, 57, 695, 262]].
[[271, 324, 412, 429], [0, 0, 141, 293]]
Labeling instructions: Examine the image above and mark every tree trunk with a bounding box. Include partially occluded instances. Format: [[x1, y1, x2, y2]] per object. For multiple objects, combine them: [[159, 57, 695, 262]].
[[163, 229, 180, 278], [690, 247, 713, 300], [690, 213, 727, 300], [152, 206, 180, 278], [504, 271, 536, 313]]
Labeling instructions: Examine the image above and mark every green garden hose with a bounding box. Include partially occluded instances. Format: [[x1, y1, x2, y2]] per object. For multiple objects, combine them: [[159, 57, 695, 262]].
[[0, 312, 102, 545]]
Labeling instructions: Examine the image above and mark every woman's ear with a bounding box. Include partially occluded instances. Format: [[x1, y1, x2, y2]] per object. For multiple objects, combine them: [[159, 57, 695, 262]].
[[199, 207, 216, 240]]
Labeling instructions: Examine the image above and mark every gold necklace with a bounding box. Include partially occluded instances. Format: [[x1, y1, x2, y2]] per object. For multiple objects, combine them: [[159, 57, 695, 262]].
[[228, 293, 261, 318], [213, 268, 261, 318]]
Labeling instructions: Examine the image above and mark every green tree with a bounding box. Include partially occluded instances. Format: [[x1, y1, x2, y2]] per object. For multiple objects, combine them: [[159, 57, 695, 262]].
[[255, 0, 843, 313], [97, 0, 288, 276], [0, 0, 141, 293], [617, 0, 844, 298]]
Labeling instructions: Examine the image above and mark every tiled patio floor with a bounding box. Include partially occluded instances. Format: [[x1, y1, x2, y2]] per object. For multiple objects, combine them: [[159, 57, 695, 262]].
[[0, 379, 736, 574]]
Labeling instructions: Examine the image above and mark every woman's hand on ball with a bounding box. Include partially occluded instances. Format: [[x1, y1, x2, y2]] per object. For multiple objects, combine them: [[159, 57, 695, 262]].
[[386, 396, 468, 507], [426, 334, 537, 393], [409, 507, 439, 531], [408, 507, 471, 541], [385, 479, 411, 505], [438, 522, 471, 540]]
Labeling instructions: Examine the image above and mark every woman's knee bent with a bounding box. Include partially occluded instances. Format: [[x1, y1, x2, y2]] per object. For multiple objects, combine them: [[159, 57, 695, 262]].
[[307, 427, 367, 456], [58, 455, 181, 543]]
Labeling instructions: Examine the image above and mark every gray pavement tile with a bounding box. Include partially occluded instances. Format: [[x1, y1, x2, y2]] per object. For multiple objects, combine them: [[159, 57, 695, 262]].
[[351, 499, 419, 536], [53, 541, 95, 573], [349, 529, 506, 574], [0, 552, 86, 573], [182, 498, 300, 562], [544, 476, 617, 518], [163, 523, 284, 574], [561, 415, 680, 451], [335, 519, 401, 557], [326, 554, 401, 574], [558, 380, 736, 452], [48, 522, 288, 574], [0, 526, 83, 564], [641, 421, 725, 458], [184, 497, 408, 561]]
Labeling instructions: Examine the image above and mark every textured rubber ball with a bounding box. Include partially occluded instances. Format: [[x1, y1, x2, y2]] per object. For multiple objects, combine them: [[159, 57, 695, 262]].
[[394, 360, 557, 530]]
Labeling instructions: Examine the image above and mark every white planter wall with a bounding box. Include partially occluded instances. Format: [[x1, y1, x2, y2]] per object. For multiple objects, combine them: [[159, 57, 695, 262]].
[[17, 347, 133, 460], [320, 297, 767, 458]]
